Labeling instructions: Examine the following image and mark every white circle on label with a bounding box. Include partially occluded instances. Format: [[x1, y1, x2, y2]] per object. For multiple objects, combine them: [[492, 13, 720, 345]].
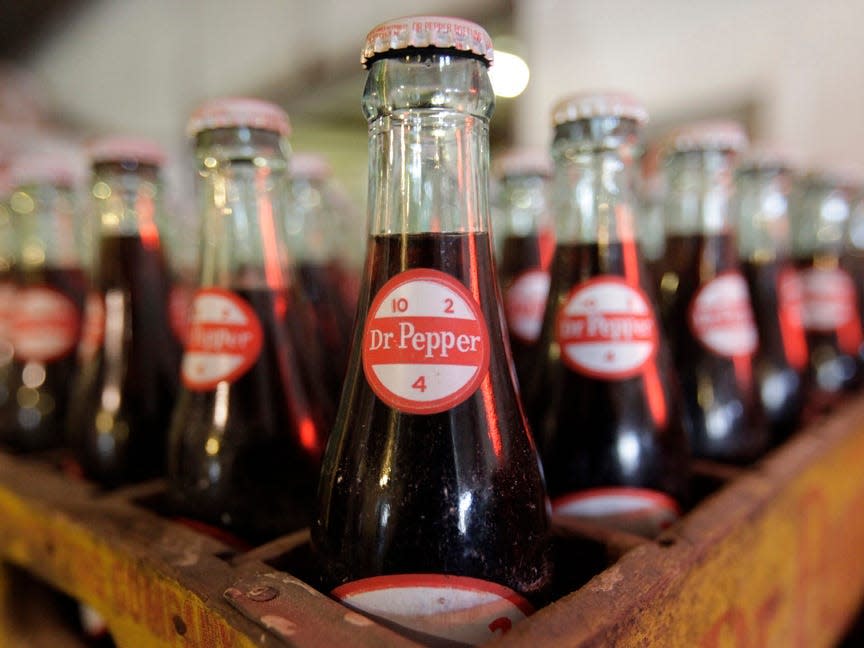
[[362, 268, 490, 415], [553, 487, 680, 537], [688, 272, 758, 357], [181, 288, 263, 392], [12, 286, 81, 362], [799, 267, 857, 331], [504, 269, 550, 343], [333, 574, 532, 645], [555, 276, 658, 380]]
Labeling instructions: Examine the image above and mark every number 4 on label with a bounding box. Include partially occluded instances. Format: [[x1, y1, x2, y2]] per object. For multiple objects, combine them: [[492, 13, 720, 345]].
[[412, 376, 427, 392]]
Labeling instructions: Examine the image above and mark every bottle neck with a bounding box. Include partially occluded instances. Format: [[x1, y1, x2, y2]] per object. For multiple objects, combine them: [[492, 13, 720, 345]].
[[363, 54, 494, 235], [91, 162, 163, 249], [663, 150, 736, 236], [790, 179, 850, 257], [194, 127, 290, 290], [10, 183, 80, 271], [551, 119, 640, 245], [735, 167, 792, 261], [497, 174, 552, 237], [284, 175, 332, 263]]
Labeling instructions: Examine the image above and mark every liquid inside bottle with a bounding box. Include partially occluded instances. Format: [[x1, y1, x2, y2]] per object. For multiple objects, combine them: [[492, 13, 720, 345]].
[[313, 17, 551, 645], [655, 122, 770, 464], [526, 93, 690, 537], [167, 98, 331, 543], [735, 148, 808, 442], [67, 139, 180, 486]]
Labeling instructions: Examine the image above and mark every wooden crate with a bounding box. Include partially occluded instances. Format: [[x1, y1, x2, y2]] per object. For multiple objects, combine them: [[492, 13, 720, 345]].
[[1, 395, 864, 646]]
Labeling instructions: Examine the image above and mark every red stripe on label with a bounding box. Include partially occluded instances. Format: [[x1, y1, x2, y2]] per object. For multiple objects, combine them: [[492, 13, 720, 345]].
[[364, 316, 486, 366]]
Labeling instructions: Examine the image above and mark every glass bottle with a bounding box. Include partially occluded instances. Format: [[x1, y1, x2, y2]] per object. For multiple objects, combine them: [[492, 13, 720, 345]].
[[312, 17, 551, 645], [0, 179, 16, 420], [2, 150, 87, 451], [493, 148, 555, 389], [66, 137, 180, 485], [842, 177, 864, 373], [735, 146, 808, 442], [167, 97, 331, 543], [526, 92, 690, 537], [790, 167, 862, 408], [655, 121, 770, 463], [283, 153, 355, 395]]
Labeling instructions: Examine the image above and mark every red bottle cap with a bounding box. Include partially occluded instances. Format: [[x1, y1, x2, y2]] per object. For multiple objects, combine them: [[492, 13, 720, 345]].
[[187, 97, 291, 138], [551, 91, 648, 126], [738, 142, 801, 172], [493, 149, 554, 179], [88, 136, 166, 167], [361, 16, 494, 68], [8, 148, 85, 189], [663, 120, 749, 155], [290, 153, 332, 181]]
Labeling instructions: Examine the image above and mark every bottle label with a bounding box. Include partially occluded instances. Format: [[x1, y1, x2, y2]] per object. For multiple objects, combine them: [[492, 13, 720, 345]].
[[799, 267, 858, 331], [77, 292, 105, 362], [688, 272, 758, 357], [777, 269, 808, 370], [553, 487, 680, 537], [12, 286, 81, 362], [169, 283, 193, 345], [555, 276, 658, 379], [181, 288, 263, 391], [504, 269, 550, 343], [333, 574, 532, 645], [362, 269, 490, 415]]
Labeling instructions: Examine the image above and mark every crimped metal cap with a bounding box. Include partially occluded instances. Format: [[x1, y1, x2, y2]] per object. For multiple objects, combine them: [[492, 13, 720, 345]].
[[88, 136, 166, 167], [493, 148, 554, 179], [663, 120, 749, 154], [737, 143, 801, 173], [187, 97, 291, 137], [290, 153, 332, 181], [551, 91, 648, 126], [361, 16, 494, 68], [9, 149, 85, 188]]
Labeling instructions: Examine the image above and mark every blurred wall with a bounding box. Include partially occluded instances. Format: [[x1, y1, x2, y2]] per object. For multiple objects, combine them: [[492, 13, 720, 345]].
[[515, 0, 864, 165]]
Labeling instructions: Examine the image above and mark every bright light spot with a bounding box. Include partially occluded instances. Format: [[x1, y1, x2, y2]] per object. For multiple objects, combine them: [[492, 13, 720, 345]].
[[458, 492, 473, 534], [21, 362, 46, 388], [10, 192, 34, 214], [92, 181, 112, 200], [204, 157, 218, 168], [489, 50, 530, 98], [205, 437, 220, 456], [616, 431, 641, 474]]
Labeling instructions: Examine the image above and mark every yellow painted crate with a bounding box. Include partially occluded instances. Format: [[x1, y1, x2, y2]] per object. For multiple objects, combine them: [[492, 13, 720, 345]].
[[1, 395, 864, 646]]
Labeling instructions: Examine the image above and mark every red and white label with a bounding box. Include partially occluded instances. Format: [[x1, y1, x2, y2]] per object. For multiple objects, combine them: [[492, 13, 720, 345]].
[[12, 286, 81, 362], [777, 269, 808, 371], [169, 284, 193, 345], [181, 288, 263, 392], [553, 487, 680, 537], [504, 269, 550, 343], [0, 281, 15, 343], [689, 272, 758, 357], [333, 574, 532, 644], [555, 277, 658, 379], [78, 292, 105, 362], [362, 269, 490, 415], [799, 267, 858, 332]]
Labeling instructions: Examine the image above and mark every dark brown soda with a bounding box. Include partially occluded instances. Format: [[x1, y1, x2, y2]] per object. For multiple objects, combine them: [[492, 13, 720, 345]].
[[741, 259, 808, 441], [168, 287, 330, 543], [526, 241, 690, 506], [842, 250, 864, 372], [795, 255, 862, 407], [656, 233, 770, 463], [296, 261, 353, 396], [499, 233, 547, 390], [67, 234, 180, 486], [313, 231, 551, 602], [0, 266, 87, 451]]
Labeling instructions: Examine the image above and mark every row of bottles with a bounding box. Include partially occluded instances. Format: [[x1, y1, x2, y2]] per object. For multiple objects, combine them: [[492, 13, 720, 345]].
[[0, 13, 862, 646]]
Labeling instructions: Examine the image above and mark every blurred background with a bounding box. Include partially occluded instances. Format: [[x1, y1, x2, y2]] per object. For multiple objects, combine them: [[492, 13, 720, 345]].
[[1, 0, 863, 206]]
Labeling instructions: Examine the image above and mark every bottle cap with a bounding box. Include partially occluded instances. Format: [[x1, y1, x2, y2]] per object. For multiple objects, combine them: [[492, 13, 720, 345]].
[[361, 16, 494, 68], [88, 136, 166, 167], [737, 143, 802, 173], [806, 161, 864, 190], [663, 120, 749, 154], [290, 153, 332, 181], [551, 91, 649, 126], [187, 97, 291, 138], [493, 149, 554, 178], [8, 148, 85, 188]]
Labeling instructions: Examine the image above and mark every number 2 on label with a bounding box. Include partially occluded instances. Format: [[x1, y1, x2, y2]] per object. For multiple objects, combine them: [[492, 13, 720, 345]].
[[444, 298, 455, 314], [412, 376, 427, 392]]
